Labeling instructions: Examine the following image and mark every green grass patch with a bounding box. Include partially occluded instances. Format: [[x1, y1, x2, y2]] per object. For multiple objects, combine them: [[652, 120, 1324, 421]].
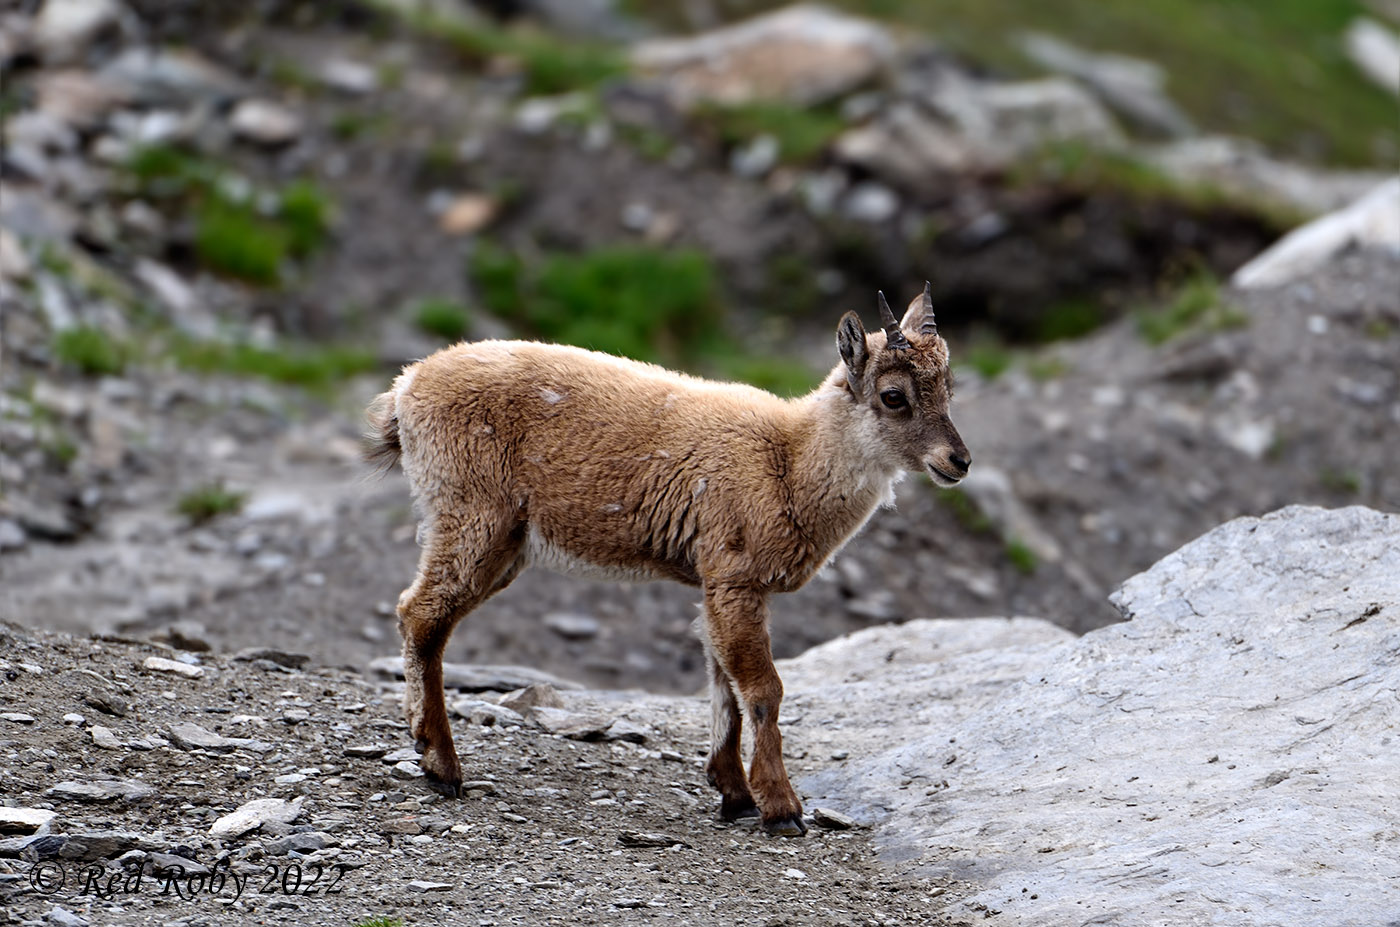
[[352, 918, 405, 927], [1318, 467, 1362, 495], [376, 0, 624, 96], [1136, 271, 1245, 345], [694, 101, 845, 163], [167, 338, 379, 391], [959, 338, 1014, 380], [471, 242, 725, 365], [53, 326, 129, 376], [936, 487, 994, 534], [195, 203, 288, 286], [414, 299, 472, 341], [177, 482, 247, 524], [1036, 298, 1104, 342], [123, 144, 332, 285], [470, 240, 822, 394], [1005, 537, 1039, 574]]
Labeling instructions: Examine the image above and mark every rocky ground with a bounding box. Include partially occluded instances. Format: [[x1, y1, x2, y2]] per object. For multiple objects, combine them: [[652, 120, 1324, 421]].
[[0, 619, 957, 927], [1, 2, 1398, 923]]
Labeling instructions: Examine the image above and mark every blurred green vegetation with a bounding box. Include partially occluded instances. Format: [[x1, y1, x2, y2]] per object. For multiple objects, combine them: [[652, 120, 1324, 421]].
[[413, 299, 473, 341], [165, 337, 379, 392], [125, 144, 332, 286], [177, 482, 247, 524], [370, 0, 624, 95], [53, 326, 130, 376], [1010, 142, 1305, 231], [470, 241, 816, 395], [1135, 270, 1245, 344], [658, 0, 1395, 166], [693, 100, 846, 164]]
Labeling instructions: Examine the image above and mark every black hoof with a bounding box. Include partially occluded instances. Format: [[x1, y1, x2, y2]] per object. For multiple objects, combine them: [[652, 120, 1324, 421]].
[[424, 770, 462, 799], [720, 794, 759, 822], [414, 738, 428, 754], [762, 814, 807, 837]]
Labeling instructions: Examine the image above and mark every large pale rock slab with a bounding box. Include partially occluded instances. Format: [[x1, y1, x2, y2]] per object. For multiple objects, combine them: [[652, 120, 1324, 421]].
[[800, 506, 1400, 927], [1018, 33, 1194, 137], [631, 4, 896, 107], [1232, 179, 1400, 289]]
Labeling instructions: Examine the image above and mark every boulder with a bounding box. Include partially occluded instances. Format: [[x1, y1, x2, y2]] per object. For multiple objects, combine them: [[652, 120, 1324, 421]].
[[836, 73, 1122, 181], [1018, 33, 1194, 137], [798, 506, 1400, 927], [1144, 136, 1390, 218], [1232, 179, 1400, 289], [631, 4, 897, 107], [33, 0, 122, 64]]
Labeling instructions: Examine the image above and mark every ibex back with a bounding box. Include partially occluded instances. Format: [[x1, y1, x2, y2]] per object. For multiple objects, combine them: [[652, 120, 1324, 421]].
[[365, 285, 969, 835]]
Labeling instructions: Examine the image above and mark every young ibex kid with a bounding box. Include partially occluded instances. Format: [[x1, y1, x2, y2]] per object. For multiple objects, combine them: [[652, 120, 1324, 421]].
[[366, 285, 969, 835]]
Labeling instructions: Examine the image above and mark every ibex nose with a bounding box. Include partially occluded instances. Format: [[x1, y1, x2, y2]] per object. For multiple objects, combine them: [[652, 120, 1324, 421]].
[[949, 452, 970, 475]]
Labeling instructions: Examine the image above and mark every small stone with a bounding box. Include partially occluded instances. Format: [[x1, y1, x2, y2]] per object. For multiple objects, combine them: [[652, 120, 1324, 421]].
[[210, 797, 304, 839], [282, 709, 311, 725], [542, 613, 601, 641], [56, 830, 141, 862], [233, 647, 309, 669], [613, 898, 647, 909], [407, 879, 454, 893], [229, 98, 302, 147], [438, 194, 498, 235], [391, 761, 425, 780], [43, 906, 88, 927], [62, 713, 84, 724], [34, 0, 120, 64], [618, 832, 687, 848], [83, 691, 126, 717], [90, 725, 124, 749], [344, 744, 389, 759], [168, 721, 273, 754], [603, 719, 651, 744], [811, 807, 858, 830], [383, 746, 420, 764], [47, 779, 156, 804], [497, 684, 566, 716], [0, 807, 57, 834], [143, 656, 203, 678], [1, 712, 36, 724], [150, 619, 212, 653], [843, 181, 899, 223], [783, 867, 808, 880], [319, 58, 377, 95], [265, 832, 327, 856], [729, 133, 780, 178], [0, 518, 26, 551]]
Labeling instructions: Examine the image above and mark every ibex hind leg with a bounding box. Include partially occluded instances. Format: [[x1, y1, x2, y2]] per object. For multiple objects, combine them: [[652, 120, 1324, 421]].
[[396, 513, 525, 797]]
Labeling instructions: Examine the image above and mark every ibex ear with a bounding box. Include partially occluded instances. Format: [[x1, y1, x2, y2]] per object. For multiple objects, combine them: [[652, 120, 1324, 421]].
[[836, 311, 868, 393], [901, 281, 934, 334]]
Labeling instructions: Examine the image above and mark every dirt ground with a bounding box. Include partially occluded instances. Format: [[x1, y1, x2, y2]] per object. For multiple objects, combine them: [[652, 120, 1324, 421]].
[[0, 620, 964, 927]]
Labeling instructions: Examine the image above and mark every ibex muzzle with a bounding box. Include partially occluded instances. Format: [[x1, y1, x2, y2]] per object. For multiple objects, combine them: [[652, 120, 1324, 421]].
[[366, 285, 969, 836]]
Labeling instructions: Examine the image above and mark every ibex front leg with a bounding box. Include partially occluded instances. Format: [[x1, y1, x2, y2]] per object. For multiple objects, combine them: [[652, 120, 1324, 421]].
[[703, 584, 806, 836]]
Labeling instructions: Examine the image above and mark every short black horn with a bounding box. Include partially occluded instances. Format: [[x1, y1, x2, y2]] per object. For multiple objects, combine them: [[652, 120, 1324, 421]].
[[920, 280, 937, 337], [877, 291, 910, 350]]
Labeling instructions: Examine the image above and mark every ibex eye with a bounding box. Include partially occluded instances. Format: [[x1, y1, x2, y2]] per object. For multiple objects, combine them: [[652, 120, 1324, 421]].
[[880, 389, 907, 410]]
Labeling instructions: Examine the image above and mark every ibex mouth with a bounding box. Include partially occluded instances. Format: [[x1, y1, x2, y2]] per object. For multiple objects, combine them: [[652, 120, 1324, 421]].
[[927, 464, 963, 487]]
